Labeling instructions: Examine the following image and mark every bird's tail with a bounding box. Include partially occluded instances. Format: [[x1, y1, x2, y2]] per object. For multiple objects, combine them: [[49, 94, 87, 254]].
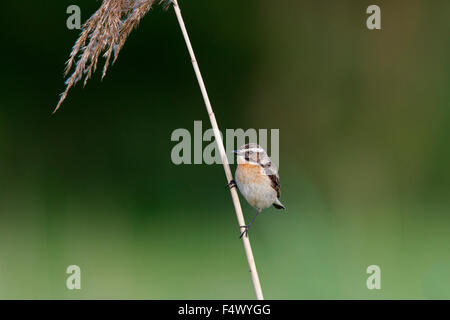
[[273, 198, 286, 210]]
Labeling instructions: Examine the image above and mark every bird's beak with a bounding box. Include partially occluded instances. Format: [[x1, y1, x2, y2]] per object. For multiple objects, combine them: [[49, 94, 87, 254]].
[[233, 150, 238, 154]]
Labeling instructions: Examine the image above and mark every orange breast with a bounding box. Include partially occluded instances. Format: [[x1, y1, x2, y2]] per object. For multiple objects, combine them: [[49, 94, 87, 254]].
[[236, 163, 266, 184]]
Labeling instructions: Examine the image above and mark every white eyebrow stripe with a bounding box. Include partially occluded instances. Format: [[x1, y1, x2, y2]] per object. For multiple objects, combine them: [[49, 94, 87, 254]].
[[244, 147, 264, 153]]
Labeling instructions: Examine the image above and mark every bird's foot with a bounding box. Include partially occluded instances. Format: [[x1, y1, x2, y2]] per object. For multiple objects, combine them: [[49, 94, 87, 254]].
[[239, 225, 251, 239], [226, 180, 237, 190]]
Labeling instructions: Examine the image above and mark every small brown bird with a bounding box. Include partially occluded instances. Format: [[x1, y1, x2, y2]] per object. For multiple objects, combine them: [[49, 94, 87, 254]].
[[228, 143, 285, 238]]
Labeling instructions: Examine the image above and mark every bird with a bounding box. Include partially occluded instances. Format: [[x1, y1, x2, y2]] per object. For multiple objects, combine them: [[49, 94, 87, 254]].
[[227, 143, 285, 238]]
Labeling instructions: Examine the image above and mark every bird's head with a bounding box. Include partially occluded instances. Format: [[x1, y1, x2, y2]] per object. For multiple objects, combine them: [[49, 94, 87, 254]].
[[233, 143, 270, 166]]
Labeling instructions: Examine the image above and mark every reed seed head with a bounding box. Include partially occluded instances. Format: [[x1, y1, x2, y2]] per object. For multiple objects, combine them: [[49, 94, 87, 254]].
[[54, 0, 171, 113]]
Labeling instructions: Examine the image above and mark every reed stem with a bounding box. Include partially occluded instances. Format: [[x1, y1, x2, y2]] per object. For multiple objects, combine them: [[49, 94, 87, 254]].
[[172, 0, 264, 300]]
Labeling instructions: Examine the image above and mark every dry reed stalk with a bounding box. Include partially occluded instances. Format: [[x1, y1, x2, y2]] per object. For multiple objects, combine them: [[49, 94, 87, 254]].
[[171, 0, 264, 300], [55, 0, 264, 300]]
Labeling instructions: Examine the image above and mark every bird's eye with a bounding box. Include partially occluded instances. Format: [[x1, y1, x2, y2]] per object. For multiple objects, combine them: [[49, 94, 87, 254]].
[[249, 151, 254, 155]]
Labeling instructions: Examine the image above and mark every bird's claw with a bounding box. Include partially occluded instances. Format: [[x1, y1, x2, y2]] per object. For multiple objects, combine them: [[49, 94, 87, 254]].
[[239, 225, 250, 239], [226, 180, 237, 190]]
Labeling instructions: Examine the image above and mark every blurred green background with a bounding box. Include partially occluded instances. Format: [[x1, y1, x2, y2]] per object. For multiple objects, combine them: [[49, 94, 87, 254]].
[[0, 0, 449, 299]]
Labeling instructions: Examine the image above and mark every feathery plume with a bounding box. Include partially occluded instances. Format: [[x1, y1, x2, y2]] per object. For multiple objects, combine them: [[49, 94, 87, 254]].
[[55, 0, 169, 113]]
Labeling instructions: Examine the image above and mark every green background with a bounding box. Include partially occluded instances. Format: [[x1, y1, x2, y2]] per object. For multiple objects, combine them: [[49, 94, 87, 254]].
[[0, 0, 449, 299]]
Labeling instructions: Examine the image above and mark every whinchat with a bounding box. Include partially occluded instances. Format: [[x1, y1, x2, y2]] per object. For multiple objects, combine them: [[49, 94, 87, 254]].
[[228, 143, 285, 238]]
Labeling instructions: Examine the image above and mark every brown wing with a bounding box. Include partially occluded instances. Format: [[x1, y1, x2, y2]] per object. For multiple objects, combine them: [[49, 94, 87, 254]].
[[268, 174, 281, 199]]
